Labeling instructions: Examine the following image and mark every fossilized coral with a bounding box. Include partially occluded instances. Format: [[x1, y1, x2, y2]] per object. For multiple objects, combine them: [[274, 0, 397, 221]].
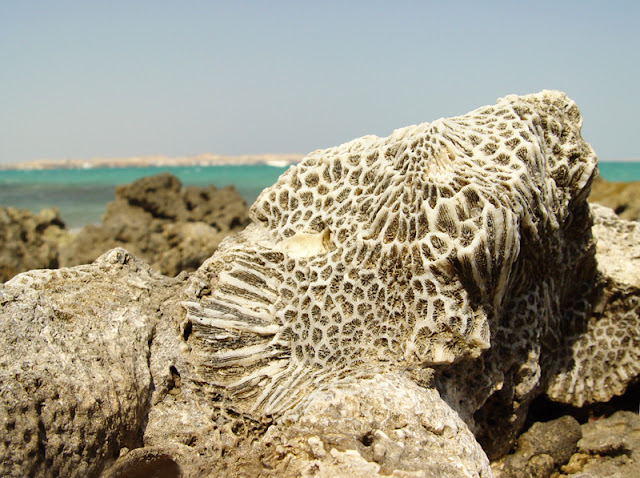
[[2, 91, 640, 477], [181, 90, 632, 440]]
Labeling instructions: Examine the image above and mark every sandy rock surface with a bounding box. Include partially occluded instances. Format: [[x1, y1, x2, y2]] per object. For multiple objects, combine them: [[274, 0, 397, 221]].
[[566, 411, 640, 477], [492, 410, 640, 478]]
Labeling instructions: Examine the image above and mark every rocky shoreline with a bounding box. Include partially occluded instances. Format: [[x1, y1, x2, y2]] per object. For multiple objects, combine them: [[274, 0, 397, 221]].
[[1, 194, 638, 477], [0, 153, 303, 171], [1, 92, 639, 477], [3, 173, 637, 284], [0, 172, 250, 282], [1, 175, 639, 477]]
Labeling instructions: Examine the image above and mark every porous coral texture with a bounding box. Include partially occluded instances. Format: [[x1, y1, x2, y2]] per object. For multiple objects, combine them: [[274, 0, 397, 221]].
[[181, 92, 636, 466], [2, 91, 640, 478]]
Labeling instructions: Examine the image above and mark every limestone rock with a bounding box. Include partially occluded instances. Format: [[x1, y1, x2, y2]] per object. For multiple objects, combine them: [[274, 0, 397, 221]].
[[590, 203, 640, 289], [115, 172, 185, 220], [247, 373, 491, 477], [0, 249, 185, 477], [555, 411, 640, 477], [580, 412, 636, 456], [0, 206, 69, 283], [135, 372, 492, 477], [492, 416, 582, 477], [59, 173, 249, 276], [590, 176, 640, 222]]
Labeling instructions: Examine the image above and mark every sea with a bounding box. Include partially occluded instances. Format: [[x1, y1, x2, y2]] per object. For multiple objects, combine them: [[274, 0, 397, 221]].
[[0, 162, 639, 230]]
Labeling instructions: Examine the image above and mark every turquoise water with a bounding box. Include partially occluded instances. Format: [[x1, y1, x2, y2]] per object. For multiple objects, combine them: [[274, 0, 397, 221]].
[[596, 162, 640, 182], [0, 162, 637, 229], [0, 165, 289, 229]]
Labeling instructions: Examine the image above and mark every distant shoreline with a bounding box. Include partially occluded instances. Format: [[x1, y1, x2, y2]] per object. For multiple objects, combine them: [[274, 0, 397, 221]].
[[1, 154, 638, 171], [0, 153, 305, 171]]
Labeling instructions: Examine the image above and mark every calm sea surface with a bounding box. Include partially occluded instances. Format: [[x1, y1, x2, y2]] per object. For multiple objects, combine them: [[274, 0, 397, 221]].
[[0, 162, 638, 230]]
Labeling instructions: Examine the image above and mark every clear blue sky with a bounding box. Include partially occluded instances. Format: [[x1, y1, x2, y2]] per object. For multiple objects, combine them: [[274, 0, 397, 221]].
[[1, 1, 638, 164]]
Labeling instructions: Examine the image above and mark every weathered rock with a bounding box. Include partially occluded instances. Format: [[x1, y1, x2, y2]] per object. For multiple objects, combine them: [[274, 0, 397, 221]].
[[1, 91, 639, 477], [243, 373, 491, 477], [492, 416, 582, 477], [116, 172, 185, 220], [557, 411, 640, 477], [155, 222, 229, 274], [579, 411, 638, 456], [590, 176, 640, 221], [137, 372, 492, 477], [519, 416, 582, 466], [0, 207, 69, 283], [0, 249, 186, 477], [59, 173, 250, 276]]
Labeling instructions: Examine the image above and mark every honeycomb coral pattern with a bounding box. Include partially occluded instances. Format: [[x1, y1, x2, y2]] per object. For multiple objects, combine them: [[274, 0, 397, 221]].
[[545, 206, 640, 407], [182, 90, 598, 415]]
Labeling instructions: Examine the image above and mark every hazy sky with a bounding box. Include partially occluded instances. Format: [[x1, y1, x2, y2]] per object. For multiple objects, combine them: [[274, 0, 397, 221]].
[[1, 1, 638, 164]]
